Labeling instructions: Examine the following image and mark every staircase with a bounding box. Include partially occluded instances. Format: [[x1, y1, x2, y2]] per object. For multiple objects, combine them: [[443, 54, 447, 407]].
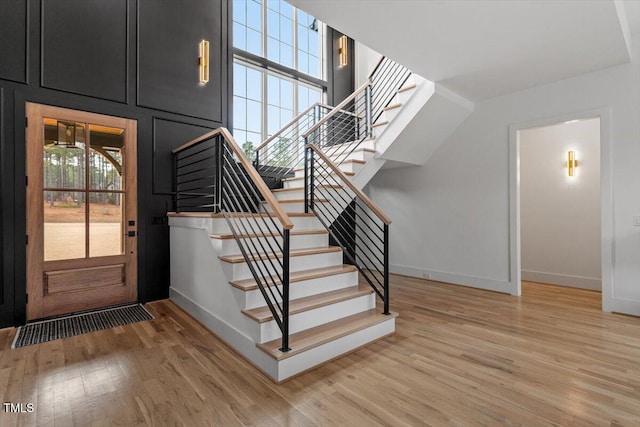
[[168, 57, 467, 382]]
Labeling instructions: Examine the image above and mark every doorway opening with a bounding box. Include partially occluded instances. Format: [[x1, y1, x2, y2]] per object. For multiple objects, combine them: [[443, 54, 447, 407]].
[[26, 103, 138, 321], [519, 118, 601, 294], [509, 108, 614, 312]]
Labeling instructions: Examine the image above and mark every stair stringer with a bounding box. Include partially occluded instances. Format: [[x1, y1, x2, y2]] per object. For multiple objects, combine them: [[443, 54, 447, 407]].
[[352, 79, 474, 190], [168, 216, 281, 379]]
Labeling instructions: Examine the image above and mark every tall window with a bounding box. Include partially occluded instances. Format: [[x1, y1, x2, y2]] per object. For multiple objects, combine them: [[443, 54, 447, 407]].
[[232, 0, 326, 154]]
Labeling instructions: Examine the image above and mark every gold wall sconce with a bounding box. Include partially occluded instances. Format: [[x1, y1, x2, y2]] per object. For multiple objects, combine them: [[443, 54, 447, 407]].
[[199, 39, 210, 84], [338, 35, 348, 67], [567, 150, 578, 176]]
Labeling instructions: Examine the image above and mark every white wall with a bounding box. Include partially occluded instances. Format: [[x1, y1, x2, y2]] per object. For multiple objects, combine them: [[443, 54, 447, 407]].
[[520, 119, 601, 290], [367, 34, 640, 315], [355, 42, 382, 88]]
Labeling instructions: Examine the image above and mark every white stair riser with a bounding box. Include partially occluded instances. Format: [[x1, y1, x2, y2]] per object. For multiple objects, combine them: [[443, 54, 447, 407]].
[[276, 317, 396, 381], [283, 175, 344, 189], [273, 189, 305, 201], [168, 215, 323, 234], [213, 233, 328, 256], [382, 106, 401, 123], [323, 138, 375, 154], [397, 87, 416, 104], [282, 178, 305, 189], [236, 270, 359, 310], [328, 149, 374, 164], [219, 216, 322, 234], [294, 161, 363, 178], [222, 250, 343, 281], [255, 293, 376, 343], [264, 201, 334, 214]]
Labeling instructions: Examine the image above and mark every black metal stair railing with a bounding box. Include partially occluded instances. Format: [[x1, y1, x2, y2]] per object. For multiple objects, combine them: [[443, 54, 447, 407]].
[[172, 128, 294, 352], [301, 56, 412, 172], [254, 103, 334, 188], [369, 56, 413, 123], [304, 144, 391, 314]]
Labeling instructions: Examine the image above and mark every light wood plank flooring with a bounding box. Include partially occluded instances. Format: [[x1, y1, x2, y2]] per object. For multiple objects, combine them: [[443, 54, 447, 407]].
[[0, 277, 638, 426]]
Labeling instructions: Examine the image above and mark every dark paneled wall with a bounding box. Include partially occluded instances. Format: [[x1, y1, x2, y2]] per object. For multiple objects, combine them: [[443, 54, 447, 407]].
[[0, 1, 28, 83], [327, 29, 355, 106], [41, 0, 129, 102], [0, 0, 353, 328], [0, 0, 229, 327]]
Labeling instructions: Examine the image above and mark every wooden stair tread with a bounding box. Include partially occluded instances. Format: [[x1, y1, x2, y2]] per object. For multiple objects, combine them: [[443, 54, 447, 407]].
[[293, 159, 365, 174], [168, 212, 316, 218], [210, 229, 327, 240], [397, 84, 416, 93], [219, 246, 341, 263], [257, 309, 398, 360], [242, 284, 372, 323], [372, 121, 389, 128], [383, 103, 401, 111], [230, 264, 357, 291], [326, 147, 375, 155]]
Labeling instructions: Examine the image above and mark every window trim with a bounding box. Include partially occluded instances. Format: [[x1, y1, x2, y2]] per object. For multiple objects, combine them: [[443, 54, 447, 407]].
[[233, 48, 327, 91]]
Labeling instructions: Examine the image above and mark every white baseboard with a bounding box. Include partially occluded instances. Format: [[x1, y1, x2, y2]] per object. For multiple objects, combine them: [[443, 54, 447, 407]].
[[390, 264, 513, 294], [521, 270, 601, 291]]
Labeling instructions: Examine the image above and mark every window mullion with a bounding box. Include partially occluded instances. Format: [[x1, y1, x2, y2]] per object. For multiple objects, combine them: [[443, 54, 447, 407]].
[[262, 68, 268, 142], [262, 0, 267, 58], [292, 8, 298, 72]]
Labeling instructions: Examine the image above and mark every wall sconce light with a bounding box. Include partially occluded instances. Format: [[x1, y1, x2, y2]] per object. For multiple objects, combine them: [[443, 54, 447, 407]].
[[199, 39, 210, 84], [567, 150, 578, 176], [338, 35, 348, 67]]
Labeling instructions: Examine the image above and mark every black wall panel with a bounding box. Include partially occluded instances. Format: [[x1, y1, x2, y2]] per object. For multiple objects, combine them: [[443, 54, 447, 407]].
[[138, 0, 224, 121], [41, 0, 128, 102], [328, 29, 355, 105], [152, 118, 214, 194], [0, 0, 28, 83]]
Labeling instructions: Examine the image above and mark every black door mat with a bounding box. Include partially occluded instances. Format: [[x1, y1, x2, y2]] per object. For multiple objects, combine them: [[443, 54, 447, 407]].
[[12, 304, 154, 348]]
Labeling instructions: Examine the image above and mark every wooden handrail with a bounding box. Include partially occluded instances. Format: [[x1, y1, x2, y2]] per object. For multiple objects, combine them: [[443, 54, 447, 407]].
[[302, 82, 371, 139], [307, 144, 391, 225], [173, 128, 294, 230], [254, 102, 333, 152]]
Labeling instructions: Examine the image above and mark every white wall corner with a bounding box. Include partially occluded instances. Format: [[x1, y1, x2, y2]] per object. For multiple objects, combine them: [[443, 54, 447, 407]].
[[613, 0, 634, 60]]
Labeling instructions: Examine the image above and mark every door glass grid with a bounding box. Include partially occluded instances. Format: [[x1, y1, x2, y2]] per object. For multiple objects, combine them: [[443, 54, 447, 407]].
[[43, 119, 126, 261]]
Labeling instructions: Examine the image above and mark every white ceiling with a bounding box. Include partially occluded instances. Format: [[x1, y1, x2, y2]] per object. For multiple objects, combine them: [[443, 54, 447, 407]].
[[289, 0, 637, 101]]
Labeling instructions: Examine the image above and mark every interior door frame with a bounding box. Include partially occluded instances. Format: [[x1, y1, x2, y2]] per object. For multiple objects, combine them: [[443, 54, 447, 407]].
[[508, 107, 613, 311], [25, 103, 138, 320]]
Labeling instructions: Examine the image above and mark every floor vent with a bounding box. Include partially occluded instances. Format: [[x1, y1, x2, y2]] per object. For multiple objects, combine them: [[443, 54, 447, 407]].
[[12, 304, 153, 348]]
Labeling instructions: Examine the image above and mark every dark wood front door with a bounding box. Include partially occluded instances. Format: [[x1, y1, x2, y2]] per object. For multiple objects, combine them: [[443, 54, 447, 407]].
[[26, 103, 138, 320]]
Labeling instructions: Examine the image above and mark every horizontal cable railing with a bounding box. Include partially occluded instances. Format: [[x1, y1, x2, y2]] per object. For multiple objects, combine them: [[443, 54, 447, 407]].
[[254, 102, 334, 187], [173, 128, 293, 352], [302, 82, 372, 169], [304, 144, 391, 314], [369, 56, 413, 123], [301, 57, 412, 170]]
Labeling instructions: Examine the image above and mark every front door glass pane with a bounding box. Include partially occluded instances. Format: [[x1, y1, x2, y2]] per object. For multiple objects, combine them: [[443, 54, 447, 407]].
[[44, 190, 86, 261], [43, 119, 86, 189], [89, 192, 124, 257], [89, 125, 124, 191]]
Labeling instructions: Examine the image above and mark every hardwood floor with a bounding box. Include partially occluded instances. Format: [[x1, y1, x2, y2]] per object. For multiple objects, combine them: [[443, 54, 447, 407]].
[[0, 277, 638, 426]]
